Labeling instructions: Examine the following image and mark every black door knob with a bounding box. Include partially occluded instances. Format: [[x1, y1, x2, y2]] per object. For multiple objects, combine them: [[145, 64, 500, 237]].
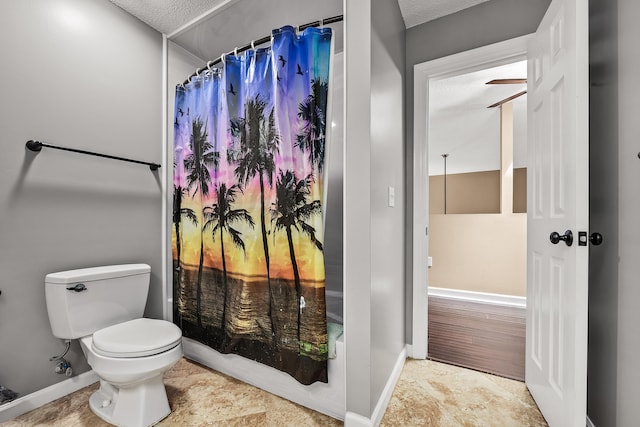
[[589, 232, 603, 246], [550, 230, 573, 246]]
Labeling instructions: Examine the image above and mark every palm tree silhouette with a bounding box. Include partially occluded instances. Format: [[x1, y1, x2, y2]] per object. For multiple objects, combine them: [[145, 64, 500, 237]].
[[172, 184, 198, 322], [228, 95, 280, 337], [203, 183, 255, 331], [270, 170, 323, 343], [173, 184, 198, 269], [296, 79, 329, 172], [183, 117, 220, 327]]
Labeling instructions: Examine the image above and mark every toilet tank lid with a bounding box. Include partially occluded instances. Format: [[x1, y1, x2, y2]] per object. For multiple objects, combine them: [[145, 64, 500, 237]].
[[45, 264, 151, 284]]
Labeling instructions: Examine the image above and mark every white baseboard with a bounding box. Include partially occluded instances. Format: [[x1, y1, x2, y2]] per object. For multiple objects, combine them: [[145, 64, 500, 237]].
[[345, 346, 407, 427], [345, 411, 374, 427], [586, 415, 595, 427], [428, 287, 526, 308], [370, 346, 407, 426], [0, 371, 99, 423], [405, 344, 414, 359]]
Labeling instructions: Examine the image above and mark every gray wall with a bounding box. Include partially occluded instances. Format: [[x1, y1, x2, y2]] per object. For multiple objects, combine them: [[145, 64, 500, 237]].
[[0, 0, 162, 397], [587, 0, 618, 425], [588, 1, 640, 424], [370, 0, 406, 412], [403, 0, 551, 342], [344, 0, 406, 419], [344, 0, 373, 417], [617, 0, 640, 424]]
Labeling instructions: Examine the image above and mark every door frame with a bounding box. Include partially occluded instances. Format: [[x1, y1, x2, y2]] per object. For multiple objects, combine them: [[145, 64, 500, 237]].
[[411, 35, 532, 359]]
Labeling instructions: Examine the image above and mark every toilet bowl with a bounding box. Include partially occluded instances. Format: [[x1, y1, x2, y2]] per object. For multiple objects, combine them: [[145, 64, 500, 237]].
[[80, 319, 182, 426], [44, 264, 183, 427]]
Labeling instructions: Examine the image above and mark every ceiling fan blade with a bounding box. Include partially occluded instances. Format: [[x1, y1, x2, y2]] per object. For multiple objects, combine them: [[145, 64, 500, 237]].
[[487, 90, 527, 108], [486, 78, 527, 85]]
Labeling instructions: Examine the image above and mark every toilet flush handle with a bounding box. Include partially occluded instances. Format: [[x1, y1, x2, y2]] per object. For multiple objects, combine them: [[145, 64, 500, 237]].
[[66, 283, 87, 292]]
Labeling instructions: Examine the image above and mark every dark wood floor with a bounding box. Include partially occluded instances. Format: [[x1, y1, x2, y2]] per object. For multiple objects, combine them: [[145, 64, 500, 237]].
[[428, 295, 526, 381]]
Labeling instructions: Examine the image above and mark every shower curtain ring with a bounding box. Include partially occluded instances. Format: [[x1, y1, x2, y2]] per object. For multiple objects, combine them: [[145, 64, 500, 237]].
[[234, 47, 238, 58], [220, 53, 226, 65], [319, 19, 324, 27], [251, 40, 256, 51], [206, 60, 215, 72]]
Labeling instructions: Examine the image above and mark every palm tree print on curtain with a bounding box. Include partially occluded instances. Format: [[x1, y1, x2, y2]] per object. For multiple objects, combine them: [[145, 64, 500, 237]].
[[228, 96, 279, 340], [172, 25, 333, 385]]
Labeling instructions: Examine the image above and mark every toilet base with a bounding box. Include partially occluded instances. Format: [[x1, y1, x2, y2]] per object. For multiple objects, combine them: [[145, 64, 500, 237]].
[[89, 377, 171, 427]]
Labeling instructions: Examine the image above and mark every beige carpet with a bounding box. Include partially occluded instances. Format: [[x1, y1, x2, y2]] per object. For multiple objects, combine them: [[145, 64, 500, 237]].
[[2, 358, 546, 426]]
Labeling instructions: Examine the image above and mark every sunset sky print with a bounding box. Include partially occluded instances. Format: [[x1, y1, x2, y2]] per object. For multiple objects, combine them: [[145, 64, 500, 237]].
[[173, 25, 332, 282]]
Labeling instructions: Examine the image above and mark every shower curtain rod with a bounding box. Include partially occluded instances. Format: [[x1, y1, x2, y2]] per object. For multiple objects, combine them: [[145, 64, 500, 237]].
[[25, 140, 161, 171], [180, 14, 343, 87]]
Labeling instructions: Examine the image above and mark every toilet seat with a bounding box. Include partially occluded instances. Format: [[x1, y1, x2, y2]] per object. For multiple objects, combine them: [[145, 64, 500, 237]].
[[92, 318, 182, 358]]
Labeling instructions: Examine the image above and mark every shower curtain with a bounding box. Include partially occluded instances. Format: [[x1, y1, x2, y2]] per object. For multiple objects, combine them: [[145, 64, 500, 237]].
[[172, 25, 333, 385]]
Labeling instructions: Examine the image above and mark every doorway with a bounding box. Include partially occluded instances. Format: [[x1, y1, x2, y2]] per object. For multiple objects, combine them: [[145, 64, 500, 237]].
[[426, 59, 528, 380], [412, 0, 590, 423], [410, 35, 531, 360]]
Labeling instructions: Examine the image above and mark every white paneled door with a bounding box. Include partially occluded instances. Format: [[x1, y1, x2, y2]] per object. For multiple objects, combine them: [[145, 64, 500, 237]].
[[525, 0, 588, 425]]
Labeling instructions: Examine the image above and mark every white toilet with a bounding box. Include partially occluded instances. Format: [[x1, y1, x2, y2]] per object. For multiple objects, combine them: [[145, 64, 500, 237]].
[[44, 264, 182, 427]]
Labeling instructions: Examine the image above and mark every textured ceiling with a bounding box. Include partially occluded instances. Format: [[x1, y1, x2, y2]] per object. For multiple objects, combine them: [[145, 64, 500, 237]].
[[108, 0, 229, 35], [171, 0, 342, 62], [429, 60, 528, 175], [109, 0, 495, 35], [397, 0, 491, 28]]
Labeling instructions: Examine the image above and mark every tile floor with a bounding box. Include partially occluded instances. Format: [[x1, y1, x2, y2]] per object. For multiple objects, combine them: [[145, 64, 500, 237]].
[[381, 359, 547, 426], [1, 358, 547, 426]]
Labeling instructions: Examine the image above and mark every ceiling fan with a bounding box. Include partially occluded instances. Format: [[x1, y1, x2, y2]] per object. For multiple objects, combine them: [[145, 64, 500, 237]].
[[486, 78, 527, 108]]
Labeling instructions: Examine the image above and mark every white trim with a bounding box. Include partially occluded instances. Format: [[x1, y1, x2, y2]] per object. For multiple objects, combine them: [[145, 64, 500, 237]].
[[345, 412, 373, 427], [161, 34, 170, 321], [411, 34, 531, 363], [586, 415, 595, 427], [411, 59, 428, 360], [344, 346, 406, 427], [405, 344, 414, 359], [183, 337, 346, 420], [0, 371, 99, 423], [370, 346, 407, 426], [413, 34, 532, 78], [428, 287, 526, 308], [166, 0, 242, 40]]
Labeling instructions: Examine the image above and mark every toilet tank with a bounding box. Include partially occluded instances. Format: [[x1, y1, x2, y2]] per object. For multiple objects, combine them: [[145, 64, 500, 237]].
[[45, 264, 151, 339]]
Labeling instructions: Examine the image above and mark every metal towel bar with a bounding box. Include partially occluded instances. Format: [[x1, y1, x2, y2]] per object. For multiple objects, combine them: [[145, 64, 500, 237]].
[[25, 140, 161, 171]]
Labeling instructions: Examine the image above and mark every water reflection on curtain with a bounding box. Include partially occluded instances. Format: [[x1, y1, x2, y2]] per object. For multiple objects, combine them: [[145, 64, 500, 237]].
[[172, 25, 332, 385]]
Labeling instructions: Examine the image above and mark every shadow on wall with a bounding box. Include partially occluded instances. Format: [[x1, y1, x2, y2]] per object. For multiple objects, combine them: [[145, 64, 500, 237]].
[[9, 147, 39, 202]]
